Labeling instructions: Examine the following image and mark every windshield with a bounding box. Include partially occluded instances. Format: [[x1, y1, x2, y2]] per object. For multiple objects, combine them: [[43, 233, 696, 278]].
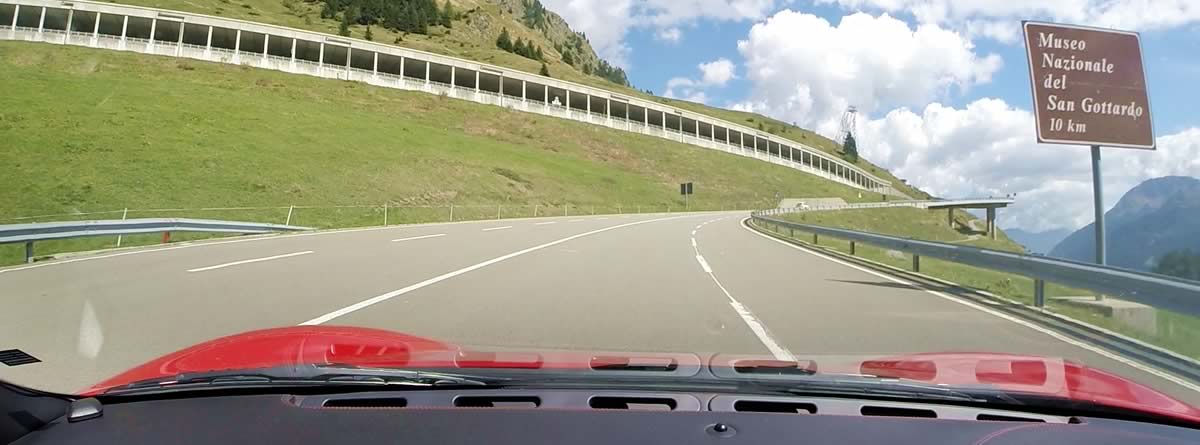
[[1, 0, 1198, 424]]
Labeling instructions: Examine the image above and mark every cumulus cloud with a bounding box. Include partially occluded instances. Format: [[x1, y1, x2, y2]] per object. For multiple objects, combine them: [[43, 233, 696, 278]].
[[655, 27, 683, 43], [542, 0, 787, 67], [819, 0, 1200, 42], [857, 98, 1200, 232], [663, 58, 739, 104], [735, 10, 1002, 136]]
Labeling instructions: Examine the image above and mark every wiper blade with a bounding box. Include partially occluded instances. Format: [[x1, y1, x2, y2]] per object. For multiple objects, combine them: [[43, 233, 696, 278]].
[[104, 365, 503, 395]]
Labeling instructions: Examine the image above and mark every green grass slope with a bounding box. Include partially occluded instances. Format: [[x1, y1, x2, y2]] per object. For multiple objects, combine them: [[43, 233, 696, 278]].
[[105, 0, 925, 198], [0, 42, 876, 263]]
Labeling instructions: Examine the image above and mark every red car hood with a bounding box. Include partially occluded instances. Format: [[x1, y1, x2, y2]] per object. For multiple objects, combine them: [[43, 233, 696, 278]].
[[83, 326, 1200, 423]]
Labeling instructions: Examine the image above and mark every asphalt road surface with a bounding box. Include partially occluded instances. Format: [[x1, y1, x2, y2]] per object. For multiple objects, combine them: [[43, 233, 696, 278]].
[[2, 212, 1198, 405]]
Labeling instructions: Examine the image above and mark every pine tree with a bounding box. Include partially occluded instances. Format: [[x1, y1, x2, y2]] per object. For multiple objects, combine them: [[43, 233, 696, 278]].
[[496, 28, 513, 51], [535, 46, 544, 61], [338, 13, 352, 37], [562, 50, 574, 66], [514, 38, 527, 57], [441, 0, 453, 28], [843, 133, 859, 162], [320, 1, 336, 19], [539, 62, 550, 77], [364, 25, 374, 41]]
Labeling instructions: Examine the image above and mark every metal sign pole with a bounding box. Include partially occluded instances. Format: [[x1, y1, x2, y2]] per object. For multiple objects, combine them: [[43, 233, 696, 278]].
[[1090, 145, 1106, 301]]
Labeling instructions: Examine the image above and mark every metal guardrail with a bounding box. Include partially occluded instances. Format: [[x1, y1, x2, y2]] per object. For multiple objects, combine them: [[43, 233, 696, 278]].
[[751, 214, 1200, 318], [0, 218, 312, 263]]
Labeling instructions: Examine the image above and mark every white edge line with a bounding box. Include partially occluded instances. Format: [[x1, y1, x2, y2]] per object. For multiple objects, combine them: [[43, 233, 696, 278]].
[[534, 221, 558, 226], [187, 251, 313, 273], [482, 226, 514, 232], [738, 217, 1200, 394], [568, 219, 585, 222], [391, 234, 447, 242], [693, 217, 794, 361], [299, 215, 692, 326]]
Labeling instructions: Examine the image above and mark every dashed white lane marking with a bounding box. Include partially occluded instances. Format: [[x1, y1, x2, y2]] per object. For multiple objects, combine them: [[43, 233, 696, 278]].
[[738, 217, 1200, 394], [534, 221, 558, 226], [391, 234, 446, 242], [300, 215, 693, 326], [568, 219, 585, 223], [692, 218, 794, 362], [598, 217, 610, 220], [482, 226, 513, 232], [187, 251, 314, 273]]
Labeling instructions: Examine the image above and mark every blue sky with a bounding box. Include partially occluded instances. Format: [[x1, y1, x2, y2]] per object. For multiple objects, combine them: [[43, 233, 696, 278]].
[[621, 6, 1199, 135], [546, 0, 1200, 232]]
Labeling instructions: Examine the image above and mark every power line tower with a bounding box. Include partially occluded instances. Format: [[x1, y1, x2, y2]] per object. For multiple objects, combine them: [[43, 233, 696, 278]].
[[836, 106, 858, 146]]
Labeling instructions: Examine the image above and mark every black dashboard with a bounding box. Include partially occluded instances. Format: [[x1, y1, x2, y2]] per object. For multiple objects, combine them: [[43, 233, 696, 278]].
[[10, 388, 1200, 445]]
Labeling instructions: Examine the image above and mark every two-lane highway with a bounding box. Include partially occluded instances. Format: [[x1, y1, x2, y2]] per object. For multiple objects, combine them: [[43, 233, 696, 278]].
[[1, 212, 1197, 405]]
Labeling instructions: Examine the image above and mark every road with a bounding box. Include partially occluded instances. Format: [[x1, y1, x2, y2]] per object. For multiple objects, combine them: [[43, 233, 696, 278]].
[[1, 212, 1197, 405]]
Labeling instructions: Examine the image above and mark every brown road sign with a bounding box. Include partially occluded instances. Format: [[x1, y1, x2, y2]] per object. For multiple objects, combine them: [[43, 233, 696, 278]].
[[1023, 21, 1155, 150]]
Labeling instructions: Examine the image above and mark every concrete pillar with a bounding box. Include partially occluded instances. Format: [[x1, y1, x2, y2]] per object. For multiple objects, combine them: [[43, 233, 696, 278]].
[[261, 33, 268, 62], [177, 20, 185, 56], [317, 41, 324, 67], [661, 110, 666, 130], [474, 70, 479, 92], [543, 84, 548, 105], [37, 6, 45, 34], [586, 94, 591, 114], [449, 66, 455, 87], [987, 208, 997, 240], [424, 60, 430, 85], [233, 29, 241, 63], [606, 98, 611, 123], [499, 74, 504, 103], [205, 25, 212, 57], [119, 15, 127, 48], [147, 18, 155, 51], [372, 52, 378, 77], [288, 37, 295, 67], [345, 46, 351, 68], [521, 80, 526, 102], [643, 107, 648, 128], [566, 90, 571, 108], [10, 5, 18, 33], [399, 57, 404, 82], [948, 209, 954, 228], [789, 147, 794, 163], [754, 136, 759, 154], [64, 10, 72, 42], [91, 12, 100, 46]]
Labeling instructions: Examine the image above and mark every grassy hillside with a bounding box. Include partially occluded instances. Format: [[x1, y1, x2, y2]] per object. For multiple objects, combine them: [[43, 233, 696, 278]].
[[105, 0, 925, 198], [0, 41, 880, 263]]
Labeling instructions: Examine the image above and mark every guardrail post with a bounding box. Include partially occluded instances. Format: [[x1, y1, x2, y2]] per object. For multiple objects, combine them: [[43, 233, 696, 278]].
[[383, 203, 388, 226], [449, 205, 454, 222], [497, 205, 502, 220], [850, 241, 856, 255], [789, 228, 794, 237], [24, 241, 33, 264], [1034, 279, 1046, 308], [812, 233, 818, 244], [162, 231, 171, 244], [534, 204, 539, 217], [912, 254, 920, 272]]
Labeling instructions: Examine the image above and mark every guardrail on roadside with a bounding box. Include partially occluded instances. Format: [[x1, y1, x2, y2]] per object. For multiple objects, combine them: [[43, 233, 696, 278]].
[[750, 213, 1200, 318], [0, 218, 312, 264]]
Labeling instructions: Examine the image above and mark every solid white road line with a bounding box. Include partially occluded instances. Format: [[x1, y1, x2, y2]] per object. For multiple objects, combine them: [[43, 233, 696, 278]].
[[568, 219, 585, 222], [300, 215, 693, 326], [391, 234, 447, 242], [482, 226, 513, 232], [534, 222, 558, 226], [692, 218, 795, 362], [186, 251, 313, 273], [738, 217, 1200, 394]]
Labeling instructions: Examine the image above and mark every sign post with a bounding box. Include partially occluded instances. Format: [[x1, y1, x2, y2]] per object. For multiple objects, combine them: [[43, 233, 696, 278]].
[[1023, 21, 1154, 300], [680, 182, 694, 210]]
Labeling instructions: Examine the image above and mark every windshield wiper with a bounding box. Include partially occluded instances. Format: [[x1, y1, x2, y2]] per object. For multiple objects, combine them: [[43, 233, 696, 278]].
[[104, 365, 504, 395]]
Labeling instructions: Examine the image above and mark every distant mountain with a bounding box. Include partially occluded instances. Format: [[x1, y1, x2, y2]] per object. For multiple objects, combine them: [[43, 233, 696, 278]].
[[1049, 176, 1200, 270], [1007, 228, 1072, 254]]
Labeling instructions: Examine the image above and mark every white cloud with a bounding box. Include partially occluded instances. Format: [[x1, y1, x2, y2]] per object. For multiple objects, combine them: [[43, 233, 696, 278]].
[[820, 0, 1200, 41], [663, 59, 739, 104], [857, 98, 1200, 232], [735, 10, 1001, 136], [541, 0, 787, 68], [655, 27, 683, 43], [698, 58, 737, 86]]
